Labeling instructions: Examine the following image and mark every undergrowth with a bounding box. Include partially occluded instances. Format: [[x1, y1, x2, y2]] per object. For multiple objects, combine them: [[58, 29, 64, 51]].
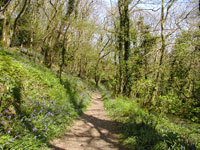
[[103, 93, 200, 150], [0, 48, 92, 149]]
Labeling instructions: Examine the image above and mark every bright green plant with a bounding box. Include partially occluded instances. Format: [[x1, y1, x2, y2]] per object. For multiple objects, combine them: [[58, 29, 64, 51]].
[[103, 94, 199, 150], [0, 49, 92, 149]]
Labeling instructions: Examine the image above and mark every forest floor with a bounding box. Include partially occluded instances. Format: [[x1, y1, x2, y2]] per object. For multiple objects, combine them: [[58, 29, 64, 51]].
[[50, 92, 126, 150]]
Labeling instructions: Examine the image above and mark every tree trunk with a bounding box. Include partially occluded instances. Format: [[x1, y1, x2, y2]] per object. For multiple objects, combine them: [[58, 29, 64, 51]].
[[59, 46, 66, 82], [10, 0, 30, 47], [2, 14, 12, 47], [78, 58, 82, 78], [118, 0, 124, 94], [151, 0, 166, 104], [118, 0, 131, 96], [123, 0, 130, 96]]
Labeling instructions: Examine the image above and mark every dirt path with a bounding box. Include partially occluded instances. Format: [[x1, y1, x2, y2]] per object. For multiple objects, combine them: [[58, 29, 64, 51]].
[[50, 92, 125, 150]]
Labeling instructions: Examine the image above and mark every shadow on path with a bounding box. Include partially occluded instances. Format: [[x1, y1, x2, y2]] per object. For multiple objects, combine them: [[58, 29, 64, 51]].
[[50, 92, 128, 150], [80, 113, 126, 150]]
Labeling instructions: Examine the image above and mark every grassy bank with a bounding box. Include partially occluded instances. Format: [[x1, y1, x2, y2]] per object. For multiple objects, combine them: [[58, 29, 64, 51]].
[[0, 48, 92, 149], [103, 94, 200, 150]]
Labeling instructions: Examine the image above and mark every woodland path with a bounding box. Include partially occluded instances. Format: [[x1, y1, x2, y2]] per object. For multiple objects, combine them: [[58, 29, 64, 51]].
[[50, 92, 126, 150]]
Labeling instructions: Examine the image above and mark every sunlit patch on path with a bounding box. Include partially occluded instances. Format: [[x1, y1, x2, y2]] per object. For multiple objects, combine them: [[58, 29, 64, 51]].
[[50, 92, 126, 150]]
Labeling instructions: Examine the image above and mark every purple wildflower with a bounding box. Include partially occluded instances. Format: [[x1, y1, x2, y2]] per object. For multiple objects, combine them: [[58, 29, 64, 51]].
[[32, 128, 36, 132], [8, 130, 11, 134], [10, 138, 14, 143], [45, 126, 48, 130], [1, 121, 5, 124], [4, 110, 9, 113], [17, 135, 22, 139]]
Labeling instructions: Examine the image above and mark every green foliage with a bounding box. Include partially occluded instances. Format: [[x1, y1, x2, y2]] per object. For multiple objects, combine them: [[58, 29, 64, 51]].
[[0, 49, 92, 149], [162, 30, 200, 123], [124, 29, 200, 123], [104, 96, 200, 150], [131, 78, 154, 106], [0, 53, 23, 113], [12, 6, 33, 47]]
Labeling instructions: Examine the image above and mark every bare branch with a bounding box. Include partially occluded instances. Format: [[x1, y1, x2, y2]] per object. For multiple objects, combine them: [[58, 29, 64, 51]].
[[0, 0, 12, 12], [132, 7, 160, 13], [175, 6, 197, 31], [164, 0, 177, 21], [42, 6, 50, 22], [99, 38, 111, 58], [13, 0, 30, 32], [129, 0, 141, 13]]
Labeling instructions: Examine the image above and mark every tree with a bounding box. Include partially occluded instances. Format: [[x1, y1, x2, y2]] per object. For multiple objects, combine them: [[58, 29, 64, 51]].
[[151, 0, 177, 104], [117, 0, 131, 96], [59, 0, 75, 81], [0, 0, 30, 47]]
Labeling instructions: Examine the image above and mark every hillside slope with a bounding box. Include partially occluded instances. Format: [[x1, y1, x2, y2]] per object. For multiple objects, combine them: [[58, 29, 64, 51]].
[[0, 48, 92, 150]]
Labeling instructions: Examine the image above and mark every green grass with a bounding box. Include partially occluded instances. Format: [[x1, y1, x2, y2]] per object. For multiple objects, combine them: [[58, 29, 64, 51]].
[[0, 48, 92, 149], [103, 93, 200, 150]]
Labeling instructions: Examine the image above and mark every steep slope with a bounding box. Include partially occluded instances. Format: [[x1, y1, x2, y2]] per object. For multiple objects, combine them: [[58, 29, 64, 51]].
[[0, 48, 92, 149]]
